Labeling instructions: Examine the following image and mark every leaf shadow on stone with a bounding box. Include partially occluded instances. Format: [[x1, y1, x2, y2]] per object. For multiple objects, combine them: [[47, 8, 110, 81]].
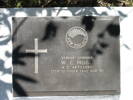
[[0, 36, 12, 99], [0, 60, 12, 75], [12, 17, 28, 41], [107, 24, 120, 37], [0, 59, 12, 99], [82, 16, 96, 32], [0, 35, 11, 46], [5, 51, 12, 58], [86, 18, 120, 59], [12, 44, 38, 96], [13, 45, 35, 66], [0, 80, 12, 99], [13, 73, 37, 96], [42, 21, 58, 41]]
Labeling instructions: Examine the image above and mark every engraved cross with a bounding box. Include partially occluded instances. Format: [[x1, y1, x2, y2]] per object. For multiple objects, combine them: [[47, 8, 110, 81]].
[[25, 38, 47, 74]]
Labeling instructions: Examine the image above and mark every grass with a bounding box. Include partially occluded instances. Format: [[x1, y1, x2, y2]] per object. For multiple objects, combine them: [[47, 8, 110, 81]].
[[0, 0, 133, 7], [98, 0, 133, 6]]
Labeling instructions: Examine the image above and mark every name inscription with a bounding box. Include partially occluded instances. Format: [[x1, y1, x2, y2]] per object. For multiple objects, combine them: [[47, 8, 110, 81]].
[[50, 56, 104, 73]]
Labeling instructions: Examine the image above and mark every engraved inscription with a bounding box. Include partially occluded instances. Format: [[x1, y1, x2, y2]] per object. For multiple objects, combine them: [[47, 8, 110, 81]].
[[50, 56, 104, 73]]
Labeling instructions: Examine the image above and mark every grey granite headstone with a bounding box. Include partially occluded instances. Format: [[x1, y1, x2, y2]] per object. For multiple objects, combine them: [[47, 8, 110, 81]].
[[12, 16, 120, 97]]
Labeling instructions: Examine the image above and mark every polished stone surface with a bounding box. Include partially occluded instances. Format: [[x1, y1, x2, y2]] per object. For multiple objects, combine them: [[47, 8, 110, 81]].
[[13, 16, 120, 96]]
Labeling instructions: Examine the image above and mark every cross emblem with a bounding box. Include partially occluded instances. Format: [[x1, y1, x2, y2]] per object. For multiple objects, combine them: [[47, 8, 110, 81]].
[[25, 38, 47, 74]]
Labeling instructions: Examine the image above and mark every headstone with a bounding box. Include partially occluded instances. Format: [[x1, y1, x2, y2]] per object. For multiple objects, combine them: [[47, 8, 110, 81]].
[[12, 16, 120, 97]]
